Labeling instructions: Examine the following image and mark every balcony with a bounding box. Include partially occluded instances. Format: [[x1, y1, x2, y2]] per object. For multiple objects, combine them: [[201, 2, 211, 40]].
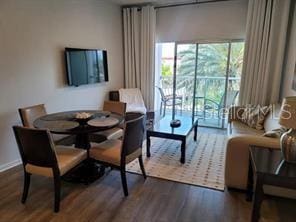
[[156, 75, 240, 128]]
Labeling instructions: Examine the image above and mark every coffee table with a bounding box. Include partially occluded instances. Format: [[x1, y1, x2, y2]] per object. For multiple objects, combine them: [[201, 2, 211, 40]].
[[247, 146, 296, 222], [146, 115, 198, 164]]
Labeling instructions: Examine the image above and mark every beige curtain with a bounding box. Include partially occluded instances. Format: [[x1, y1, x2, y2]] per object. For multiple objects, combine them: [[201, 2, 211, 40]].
[[239, 0, 291, 106], [123, 6, 156, 111], [281, 1, 296, 97]]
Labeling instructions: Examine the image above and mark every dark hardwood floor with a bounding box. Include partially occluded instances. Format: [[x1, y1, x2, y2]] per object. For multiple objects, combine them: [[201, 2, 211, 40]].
[[1, 128, 296, 222]]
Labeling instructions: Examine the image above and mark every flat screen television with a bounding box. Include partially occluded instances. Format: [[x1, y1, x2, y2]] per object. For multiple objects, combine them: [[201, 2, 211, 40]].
[[65, 48, 109, 86]]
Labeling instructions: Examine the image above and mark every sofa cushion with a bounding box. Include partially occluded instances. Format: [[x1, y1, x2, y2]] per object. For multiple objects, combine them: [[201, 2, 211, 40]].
[[230, 121, 264, 136]]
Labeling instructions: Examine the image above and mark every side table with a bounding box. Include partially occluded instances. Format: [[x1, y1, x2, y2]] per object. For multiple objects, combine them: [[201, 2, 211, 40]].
[[247, 146, 296, 222]]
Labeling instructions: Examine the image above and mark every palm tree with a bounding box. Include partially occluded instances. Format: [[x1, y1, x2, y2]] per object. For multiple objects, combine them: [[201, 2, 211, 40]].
[[176, 42, 244, 103]]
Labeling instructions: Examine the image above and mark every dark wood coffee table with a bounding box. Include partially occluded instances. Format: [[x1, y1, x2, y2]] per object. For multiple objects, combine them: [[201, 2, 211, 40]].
[[247, 146, 296, 222], [146, 115, 198, 164]]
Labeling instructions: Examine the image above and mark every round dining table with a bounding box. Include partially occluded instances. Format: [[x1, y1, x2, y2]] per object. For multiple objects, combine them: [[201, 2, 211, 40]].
[[33, 110, 124, 183]]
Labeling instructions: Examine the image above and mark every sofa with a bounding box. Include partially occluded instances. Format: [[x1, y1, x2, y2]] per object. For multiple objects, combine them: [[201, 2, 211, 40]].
[[225, 104, 281, 189], [225, 104, 296, 198]]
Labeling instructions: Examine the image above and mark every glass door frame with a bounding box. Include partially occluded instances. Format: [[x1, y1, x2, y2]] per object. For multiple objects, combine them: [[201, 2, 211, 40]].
[[171, 39, 244, 129]]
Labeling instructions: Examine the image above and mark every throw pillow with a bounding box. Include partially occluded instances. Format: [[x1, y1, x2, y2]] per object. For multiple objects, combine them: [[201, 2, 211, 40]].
[[241, 105, 270, 130]]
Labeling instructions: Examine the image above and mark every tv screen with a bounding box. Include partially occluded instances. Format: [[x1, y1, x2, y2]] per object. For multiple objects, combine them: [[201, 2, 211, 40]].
[[65, 48, 108, 86]]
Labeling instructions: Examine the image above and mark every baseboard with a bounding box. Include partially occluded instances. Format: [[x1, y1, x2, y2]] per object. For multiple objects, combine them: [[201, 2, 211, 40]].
[[0, 159, 22, 172]]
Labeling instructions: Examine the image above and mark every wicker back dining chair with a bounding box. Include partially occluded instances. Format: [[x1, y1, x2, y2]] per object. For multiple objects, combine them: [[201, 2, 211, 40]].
[[90, 113, 146, 196], [12, 126, 87, 212]]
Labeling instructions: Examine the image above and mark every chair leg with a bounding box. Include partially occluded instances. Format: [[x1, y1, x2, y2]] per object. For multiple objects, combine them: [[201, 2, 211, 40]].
[[120, 167, 128, 196], [138, 155, 147, 179], [164, 103, 166, 116], [21, 172, 31, 203], [160, 101, 163, 115], [53, 176, 61, 213]]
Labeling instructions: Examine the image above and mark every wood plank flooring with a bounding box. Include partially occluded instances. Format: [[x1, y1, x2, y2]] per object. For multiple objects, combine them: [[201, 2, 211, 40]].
[[1, 166, 296, 222], [1, 128, 296, 222]]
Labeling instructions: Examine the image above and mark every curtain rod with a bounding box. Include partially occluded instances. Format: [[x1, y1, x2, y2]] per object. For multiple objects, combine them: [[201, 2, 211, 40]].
[[122, 0, 235, 10], [155, 0, 234, 9]]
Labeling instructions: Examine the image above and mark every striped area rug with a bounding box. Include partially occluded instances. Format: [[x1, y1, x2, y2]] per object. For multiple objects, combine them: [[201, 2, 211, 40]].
[[126, 133, 227, 191]]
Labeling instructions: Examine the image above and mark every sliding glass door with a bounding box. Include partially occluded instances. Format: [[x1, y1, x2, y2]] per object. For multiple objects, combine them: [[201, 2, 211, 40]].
[[195, 43, 229, 128], [155, 40, 244, 128], [175, 44, 197, 118]]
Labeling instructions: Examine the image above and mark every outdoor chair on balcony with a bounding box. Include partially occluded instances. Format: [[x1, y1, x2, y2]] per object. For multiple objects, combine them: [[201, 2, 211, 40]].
[[203, 90, 239, 124], [156, 86, 183, 117]]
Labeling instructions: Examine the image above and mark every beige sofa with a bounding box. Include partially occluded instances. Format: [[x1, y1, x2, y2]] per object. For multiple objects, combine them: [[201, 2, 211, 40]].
[[225, 104, 282, 190], [225, 104, 296, 198]]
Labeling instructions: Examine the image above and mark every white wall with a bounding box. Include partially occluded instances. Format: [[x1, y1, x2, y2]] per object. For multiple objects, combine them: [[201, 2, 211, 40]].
[[0, 0, 124, 170], [156, 0, 248, 42]]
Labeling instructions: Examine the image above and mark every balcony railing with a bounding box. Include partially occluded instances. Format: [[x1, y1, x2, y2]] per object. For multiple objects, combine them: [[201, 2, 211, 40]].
[[158, 75, 241, 127]]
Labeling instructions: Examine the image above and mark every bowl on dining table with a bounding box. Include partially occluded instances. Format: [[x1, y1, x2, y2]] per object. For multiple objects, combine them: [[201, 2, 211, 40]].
[[73, 112, 94, 125]]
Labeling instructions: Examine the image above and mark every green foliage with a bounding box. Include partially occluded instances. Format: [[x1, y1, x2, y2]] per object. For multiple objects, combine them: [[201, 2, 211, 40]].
[[174, 42, 244, 103], [177, 43, 244, 78], [161, 62, 173, 87], [161, 63, 172, 77]]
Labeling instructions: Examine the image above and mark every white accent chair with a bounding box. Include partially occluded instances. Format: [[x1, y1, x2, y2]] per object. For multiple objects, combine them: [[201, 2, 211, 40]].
[[109, 88, 154, 127], [118, 88, 147, 114]]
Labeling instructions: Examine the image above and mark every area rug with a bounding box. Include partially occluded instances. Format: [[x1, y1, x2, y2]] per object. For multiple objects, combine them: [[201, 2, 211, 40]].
[[126, 133, 227, 191]]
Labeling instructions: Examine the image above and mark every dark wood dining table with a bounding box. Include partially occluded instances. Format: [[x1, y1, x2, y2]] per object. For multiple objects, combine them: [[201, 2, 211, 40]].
[[33, 110, 124, 183]]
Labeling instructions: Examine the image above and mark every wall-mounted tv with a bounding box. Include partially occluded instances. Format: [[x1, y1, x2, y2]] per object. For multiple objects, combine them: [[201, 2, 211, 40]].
[[65, 48, 109, 86]]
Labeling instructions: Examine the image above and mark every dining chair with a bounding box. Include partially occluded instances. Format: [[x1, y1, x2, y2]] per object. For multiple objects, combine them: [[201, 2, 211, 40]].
[[12, 126, 87, 212], [90, 101, 126, 143], [90, 113, 146, 196], [103, 100, 126, 117], [18, 104, 75, 145]]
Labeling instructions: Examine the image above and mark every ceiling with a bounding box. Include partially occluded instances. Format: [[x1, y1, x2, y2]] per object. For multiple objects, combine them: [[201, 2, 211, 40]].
[[110, 0, 220, 7]]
